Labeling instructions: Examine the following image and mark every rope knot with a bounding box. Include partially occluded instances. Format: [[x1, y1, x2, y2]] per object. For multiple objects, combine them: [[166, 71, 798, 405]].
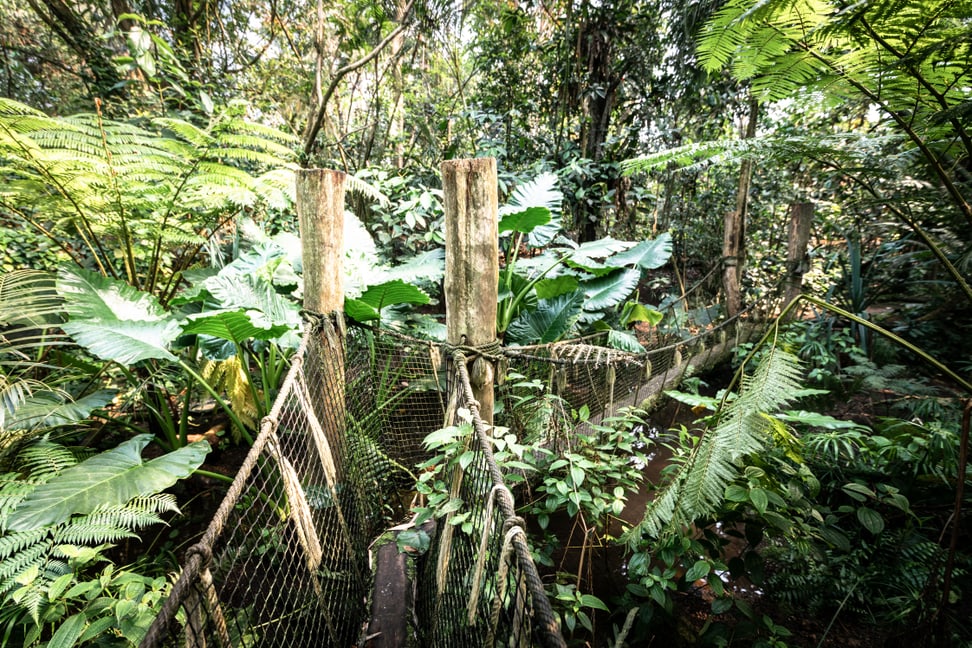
[[444, 337, 504, 363], [503, 516, 526, 535], [299, 308, 328, 333], [185, 543, 213, 569]]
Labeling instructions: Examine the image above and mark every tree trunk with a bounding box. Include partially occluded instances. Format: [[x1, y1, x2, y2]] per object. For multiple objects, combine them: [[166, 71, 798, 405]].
[[575, 1, 620, 242], [723, 97, 758, 317], [783, 201, 814, 310]]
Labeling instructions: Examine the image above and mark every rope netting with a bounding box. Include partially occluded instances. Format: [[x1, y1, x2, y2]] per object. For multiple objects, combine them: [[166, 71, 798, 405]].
[[141, 307, 757, 648]]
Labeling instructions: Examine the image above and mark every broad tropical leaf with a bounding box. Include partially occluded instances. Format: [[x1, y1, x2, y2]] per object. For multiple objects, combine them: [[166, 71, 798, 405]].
[[345, 279, 430, 323], [57, 267, 179, 364], [607, 329, 645, 353], [182, 309, 291, 342], [506, 293, 585, 345], [582, 268, 641, 311], [611, 233, 673, 269], [7, 434, 209, 531], [566, 238, 636, 274], [57, 266, 168, 322], [499, 172, 563, 246], [498, 208, 551, 235], [534, 276, 579, 300], [4, 390, 115, 432]]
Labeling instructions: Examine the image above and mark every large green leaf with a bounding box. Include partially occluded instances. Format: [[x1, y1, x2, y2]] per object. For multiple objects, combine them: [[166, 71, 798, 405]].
[[499, 172, 563, 246], [506, 293, 584, 345], [57, 267, 180, 364], [611, 233, 673, 269], [7, 434, 209, 531], [182, 309, 291, 343], [607, 329, 645, 353], [57, 266, 168, 322], [345, 279, 430, 323], [498, 207, 551, 235], [378, 249, 446, 285], [202, 273, 299, 328], [582, 268, 642, 310], [61, 319, 180, 364], [5, 390, 115, 431], [566, 238, 636, 275], [534, 276, 579, 300]]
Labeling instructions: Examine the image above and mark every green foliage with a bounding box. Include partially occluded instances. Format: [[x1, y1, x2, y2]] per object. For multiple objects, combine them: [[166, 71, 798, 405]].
[[0, 97, 297, 302], [0, 437, 198, 646], [6, 434, 209, 531], [344, 279, 431, 325], [630, 347, 804, 540], [497, 172, 673, 345]]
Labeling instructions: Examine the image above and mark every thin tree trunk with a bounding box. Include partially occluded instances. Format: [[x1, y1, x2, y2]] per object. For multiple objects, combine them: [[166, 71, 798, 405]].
[[783, 202, 814, 310], [26, 0, 125, 101], [723, 97, 758, 317]]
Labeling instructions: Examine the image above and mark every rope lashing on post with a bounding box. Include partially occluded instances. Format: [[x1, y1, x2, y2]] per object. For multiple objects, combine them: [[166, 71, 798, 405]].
[[443, 335, 504, 363], [299, 308, 329, 332]]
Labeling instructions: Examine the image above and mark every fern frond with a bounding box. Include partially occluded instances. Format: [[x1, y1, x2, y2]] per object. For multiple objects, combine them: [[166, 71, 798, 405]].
[[14, 438, 79, 479], [632, 348, 803, 539], [52, 522, 137, 545], [0, 473, 35, 519], [151, 117, 216, 149], [0, 528, 48, 561], [345, 173, 391, 207], [213, 133, 296, 161], [216, 118, 300, 146], [254, 168, 297, 210], [0, 540, 51, 584]]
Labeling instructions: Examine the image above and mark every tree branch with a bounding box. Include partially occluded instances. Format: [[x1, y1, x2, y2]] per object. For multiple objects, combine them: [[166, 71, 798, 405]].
[[301, 0, 416, 161]]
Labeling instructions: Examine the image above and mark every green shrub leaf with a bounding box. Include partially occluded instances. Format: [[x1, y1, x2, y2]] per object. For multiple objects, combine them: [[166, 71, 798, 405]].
[[8, 434, 209, 531], [856, 506, 885, 535]]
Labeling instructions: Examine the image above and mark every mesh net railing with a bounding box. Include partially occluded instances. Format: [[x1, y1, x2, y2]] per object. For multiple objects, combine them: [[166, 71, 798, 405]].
[[142, 308, 758, 648], [141, 322, 369, 648]]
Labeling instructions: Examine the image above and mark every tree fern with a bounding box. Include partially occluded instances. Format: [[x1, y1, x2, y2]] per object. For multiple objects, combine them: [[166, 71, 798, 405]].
[[694, 0, 972, 228], [0, 97, 299, 300], [629, 347, 804, 540]]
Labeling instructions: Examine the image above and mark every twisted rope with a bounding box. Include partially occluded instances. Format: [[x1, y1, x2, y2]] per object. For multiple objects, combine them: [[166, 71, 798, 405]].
[[452, 354, 567, 648]]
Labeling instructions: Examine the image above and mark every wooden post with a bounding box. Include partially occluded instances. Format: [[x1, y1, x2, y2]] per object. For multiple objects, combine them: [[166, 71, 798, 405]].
[[295, 168, 347, 473], [442, 158, 499, 424], [297, 169, 346, 314], [783, 202, 814, 310]]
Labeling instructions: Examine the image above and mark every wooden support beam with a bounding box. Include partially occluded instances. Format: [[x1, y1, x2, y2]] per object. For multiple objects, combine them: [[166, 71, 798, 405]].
[[783, 202, 814, 311], [442, 158, 499, 424]]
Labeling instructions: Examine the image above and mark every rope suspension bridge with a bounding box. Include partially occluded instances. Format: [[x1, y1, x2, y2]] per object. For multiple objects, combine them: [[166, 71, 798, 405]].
[[139, 160, 767, 648]]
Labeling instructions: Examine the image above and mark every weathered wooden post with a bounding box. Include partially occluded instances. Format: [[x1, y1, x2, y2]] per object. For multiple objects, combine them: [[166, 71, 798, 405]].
[[783, 201, 814, 312], [295, 167, 347, 471], [442, 157, 499, 423], [297, 169, 346, 316]]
